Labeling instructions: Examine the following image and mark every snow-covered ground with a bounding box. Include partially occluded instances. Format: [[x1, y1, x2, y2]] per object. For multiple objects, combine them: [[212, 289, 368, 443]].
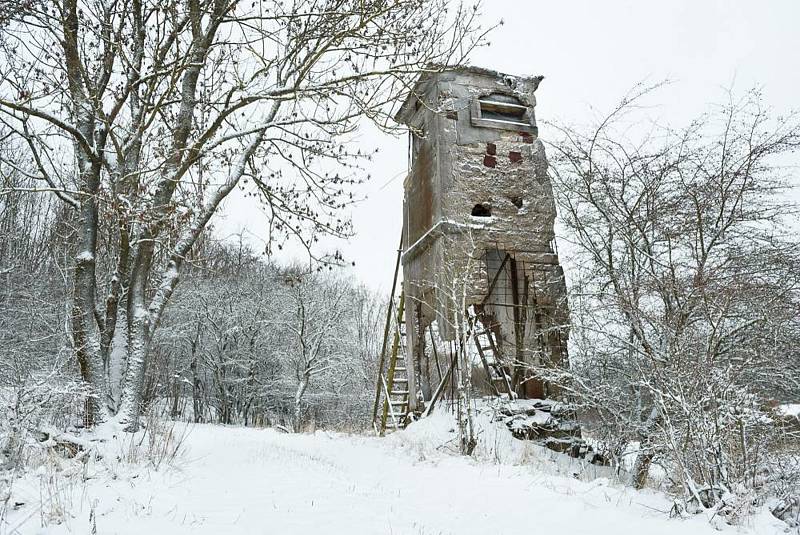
[[3, 413, 787, 534], [779, 404, 800, 418]]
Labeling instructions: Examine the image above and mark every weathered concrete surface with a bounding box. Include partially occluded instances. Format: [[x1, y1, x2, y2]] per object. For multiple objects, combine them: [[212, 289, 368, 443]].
[[396, 66, 570, 407]]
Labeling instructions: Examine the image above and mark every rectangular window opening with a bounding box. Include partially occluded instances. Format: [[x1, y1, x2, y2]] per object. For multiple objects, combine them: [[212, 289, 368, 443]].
[[471, 95, 536, 134]]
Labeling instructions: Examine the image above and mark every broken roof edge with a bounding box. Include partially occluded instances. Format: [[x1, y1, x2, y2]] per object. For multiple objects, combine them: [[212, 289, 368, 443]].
[[393, 64, 545, 126]]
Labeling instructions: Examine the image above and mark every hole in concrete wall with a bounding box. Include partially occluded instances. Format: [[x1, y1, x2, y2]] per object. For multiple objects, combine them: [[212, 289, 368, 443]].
[[509, 151, 523, 163], [510, 196, 523, 209], [483, 154, 497, 168], [472, 204, 492, 217]]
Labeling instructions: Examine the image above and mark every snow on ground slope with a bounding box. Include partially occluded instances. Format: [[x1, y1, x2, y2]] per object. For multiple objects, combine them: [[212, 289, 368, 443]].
[[4, 415, 786, 535]]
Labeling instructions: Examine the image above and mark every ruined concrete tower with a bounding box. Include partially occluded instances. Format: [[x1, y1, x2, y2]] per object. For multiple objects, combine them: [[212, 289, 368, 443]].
[[395, 67, 570, 411]]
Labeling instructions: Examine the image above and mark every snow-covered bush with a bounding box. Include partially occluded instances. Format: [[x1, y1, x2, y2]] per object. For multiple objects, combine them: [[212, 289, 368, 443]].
[[1, 374, 89, 472], [549, 84, 800, 524], [0, 372, 91, 531], [114, 408, 191, 470]]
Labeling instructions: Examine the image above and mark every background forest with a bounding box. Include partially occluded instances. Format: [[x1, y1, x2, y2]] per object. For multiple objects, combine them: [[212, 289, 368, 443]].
[[0, 194, 384, 435]]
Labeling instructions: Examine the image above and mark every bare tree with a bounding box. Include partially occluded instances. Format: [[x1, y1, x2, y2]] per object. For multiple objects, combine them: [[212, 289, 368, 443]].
[[0, 133, 86, 473], [278, 271, 351, 431], [548, 85, 800, 514], [0, 0, 489, 429], [128, 236, 385, 430]]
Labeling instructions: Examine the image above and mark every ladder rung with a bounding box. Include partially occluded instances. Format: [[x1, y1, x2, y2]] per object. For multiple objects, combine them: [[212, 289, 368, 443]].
[[391, 391, 409, 396], [390, 400, 407, 405], [392, 378, 408, 382], [394, 367, 407, 372]]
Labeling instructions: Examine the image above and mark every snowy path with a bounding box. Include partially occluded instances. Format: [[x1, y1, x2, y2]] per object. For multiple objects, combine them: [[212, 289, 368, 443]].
[[10, 422, 782, 534]]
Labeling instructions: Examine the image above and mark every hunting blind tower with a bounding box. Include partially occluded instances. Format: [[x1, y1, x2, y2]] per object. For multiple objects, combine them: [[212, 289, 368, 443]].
[[373, 67, 571, 436]]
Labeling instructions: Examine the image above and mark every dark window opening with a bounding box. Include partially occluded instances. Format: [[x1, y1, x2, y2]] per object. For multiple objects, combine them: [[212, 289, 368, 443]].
[[510, 196, 523, 209], [472, 203, 492, 217], [479, 94, 526, 122], [471, 93, 535, 133]]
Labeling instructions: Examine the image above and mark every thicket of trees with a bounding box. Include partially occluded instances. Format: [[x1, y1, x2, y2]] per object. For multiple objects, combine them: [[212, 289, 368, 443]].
[[547, 85, 800, 519], [1, 195, 385, 452], [146, 240, 384, 431]]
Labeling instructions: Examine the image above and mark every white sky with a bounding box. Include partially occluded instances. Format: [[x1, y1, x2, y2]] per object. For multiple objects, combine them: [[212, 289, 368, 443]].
[[219, 0, 800, 292]]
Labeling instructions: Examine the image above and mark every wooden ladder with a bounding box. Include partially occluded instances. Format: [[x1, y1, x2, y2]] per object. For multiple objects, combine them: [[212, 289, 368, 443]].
[[471, 312, 515, 398], [377, 291, 410, 435], [371, 235, 411, 435]]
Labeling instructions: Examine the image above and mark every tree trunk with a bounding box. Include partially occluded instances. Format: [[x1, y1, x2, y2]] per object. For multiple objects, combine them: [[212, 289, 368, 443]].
[[294, 375, 309, 432], [117, 299, 151, 430], [632, 448, 654, 490], [70, 148, 108, 425]]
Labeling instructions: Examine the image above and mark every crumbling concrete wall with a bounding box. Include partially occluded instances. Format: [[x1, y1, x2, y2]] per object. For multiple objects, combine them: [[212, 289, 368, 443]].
[[396, 67, 570, 406]]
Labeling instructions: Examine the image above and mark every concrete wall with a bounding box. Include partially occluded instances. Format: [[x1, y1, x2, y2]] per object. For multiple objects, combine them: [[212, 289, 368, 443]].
[[396, 67, 570, 404]]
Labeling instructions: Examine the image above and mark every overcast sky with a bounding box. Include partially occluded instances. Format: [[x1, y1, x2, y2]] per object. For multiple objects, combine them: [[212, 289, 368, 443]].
[[219, 0, 800, 292]]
